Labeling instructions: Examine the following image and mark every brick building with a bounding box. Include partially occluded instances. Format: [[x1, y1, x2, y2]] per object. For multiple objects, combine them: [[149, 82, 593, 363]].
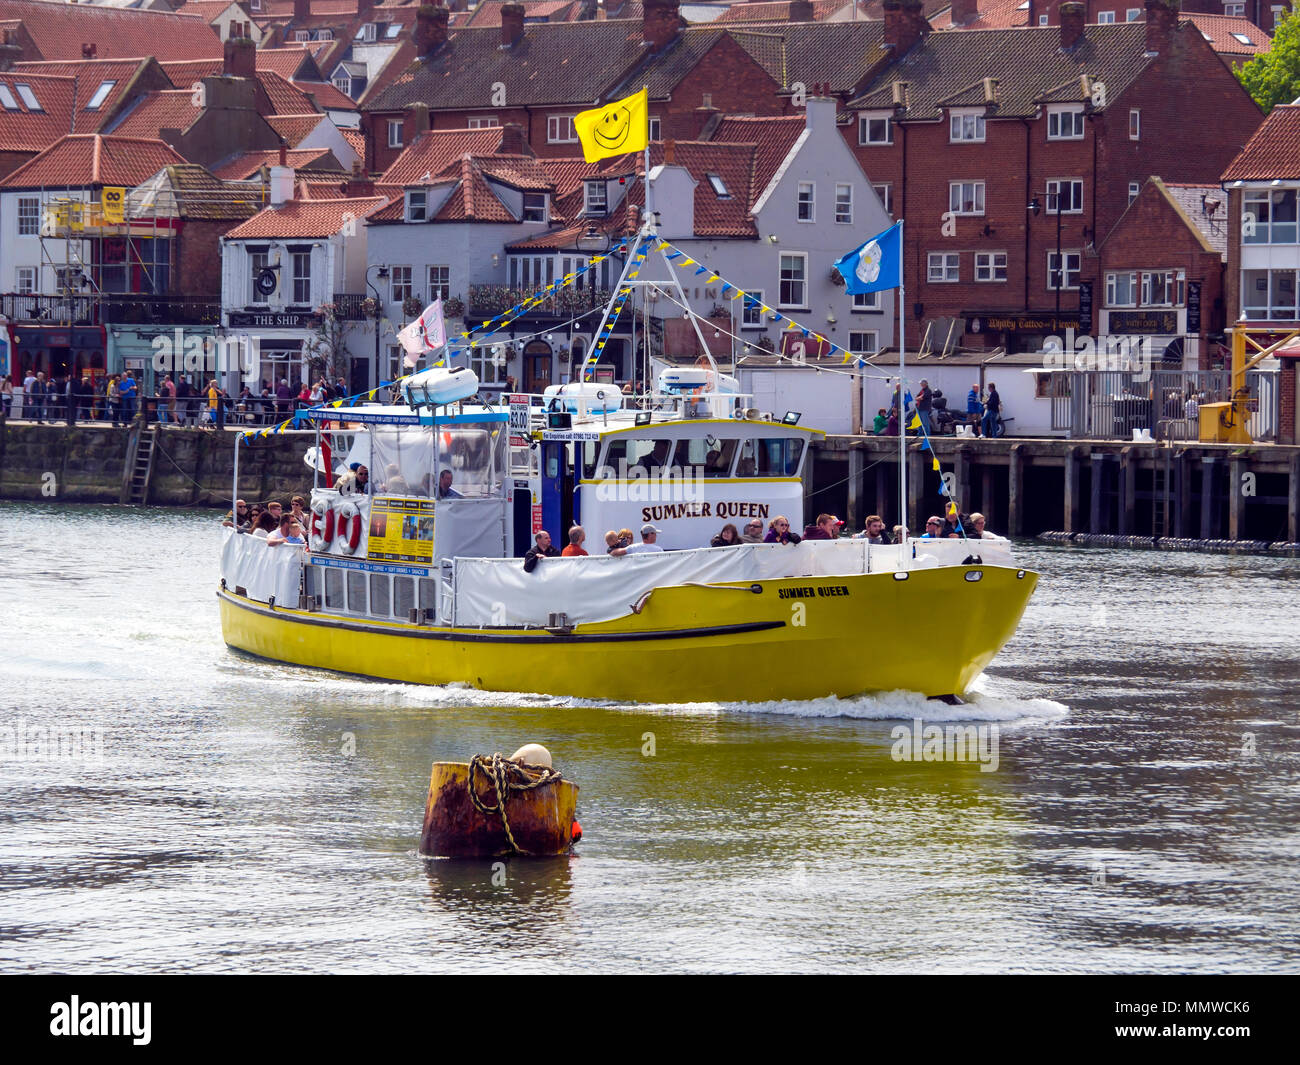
[[842, 1, 1262, 354]]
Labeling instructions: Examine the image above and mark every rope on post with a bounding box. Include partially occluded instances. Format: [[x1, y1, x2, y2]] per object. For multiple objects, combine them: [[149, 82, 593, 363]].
[[466, 753, 564, 856]]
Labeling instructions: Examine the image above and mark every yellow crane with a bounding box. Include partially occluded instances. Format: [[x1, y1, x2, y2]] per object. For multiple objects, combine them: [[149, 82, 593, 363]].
[[1199, 324, 1300, 443]]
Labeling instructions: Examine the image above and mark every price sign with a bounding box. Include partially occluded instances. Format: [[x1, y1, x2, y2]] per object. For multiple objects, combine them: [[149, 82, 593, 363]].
[[508, 393, 530, 446]]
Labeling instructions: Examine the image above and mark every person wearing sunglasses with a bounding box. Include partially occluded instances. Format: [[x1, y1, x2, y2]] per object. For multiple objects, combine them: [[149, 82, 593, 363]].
[[741, 519, 765, 544], [763, 516, 801, 545], [921, 516, 945, 539]]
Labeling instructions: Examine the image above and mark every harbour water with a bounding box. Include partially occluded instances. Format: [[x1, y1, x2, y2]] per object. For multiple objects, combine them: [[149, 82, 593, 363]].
[[2, 501, 1297, 973]]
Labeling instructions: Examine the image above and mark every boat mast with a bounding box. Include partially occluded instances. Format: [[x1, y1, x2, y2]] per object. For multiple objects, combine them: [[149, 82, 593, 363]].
[[898, 218, 908, 568]]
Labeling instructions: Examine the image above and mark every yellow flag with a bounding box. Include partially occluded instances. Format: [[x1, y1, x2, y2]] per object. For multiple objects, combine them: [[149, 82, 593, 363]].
[[574, 88, 648, 163]]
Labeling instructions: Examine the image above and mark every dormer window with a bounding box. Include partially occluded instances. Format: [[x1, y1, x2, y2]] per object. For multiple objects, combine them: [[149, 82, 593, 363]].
[[406, 190, 427, 223], [523, 192, 546, 223], [295, 30, 312, 43], [85, 81, 116, 111], [14, 84, 41, 111], [949, 111, 984, 143], [1047, 106, 1084, 140], [706, 173, 729, 199], [858, 113, 892, 146], [386, 24, 402, 39], [358, 23, 377, 42], [584, 181, 607, 217]]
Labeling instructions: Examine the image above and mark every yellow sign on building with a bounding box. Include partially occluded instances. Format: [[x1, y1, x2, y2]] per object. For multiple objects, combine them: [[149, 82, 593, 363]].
[[101, 187, 125, 224]]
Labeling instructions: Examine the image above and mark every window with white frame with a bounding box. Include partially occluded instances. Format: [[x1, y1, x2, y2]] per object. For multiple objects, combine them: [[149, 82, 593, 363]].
[[467, 116, 500, 128], [1097, 10, 1116, 21], [522, 191, 546, 222], [387, 120, 403, 148], [742, 289, 765, 328], [1242, 268, 1300, 320], [17, 196, 40, 236], [390, 265, 413, 304], [248, 248, 268, 303], [858, 113, 892, 145], [649, 116, 662, 140], [1141, 269, 1185, 307], [360, 22, 377, 41], [85, 81, 116, 111], [295, 30, 311, 42], [1046, 178, 1084, 214], [1125, 7, 1141, 19], [707, 173, 730, 198], [1230, 31, 1254, 44], [1272, 4, 1284, 26], [547, 115, 576, 143], [0, 84, 16, 110], [797, 181, 815, 222], [1243, 188, 1299, 244], [1038, 13, 1049, 24], [470, 344, 505, 384], [16, 266, 36, 293], [835, 183, 853, 224], [852, 290, 881, 311], [14, 84, 40, 111], [290, 250, 312, 305], [949, 181, 985, 215], [1047, 251, 1081, 290], [975, 252, 1007, 282], [427, 265, 450, 302], [872, 183, 891, 213], [1106, 271, 1137, 307], [928, 252, 959, 283], [1224, 2, 1245, 13], [1128, 181, 1140, 206], [848, 330, 879, 356], [778, 254, 807, 307], [1047, 107, 1085, 140], [585, 180, 607, 216], [405, 190, 427, 222], [949, 111, 985, 142], [333, 73, 352, 96], [1129, 109, 1140, 140]]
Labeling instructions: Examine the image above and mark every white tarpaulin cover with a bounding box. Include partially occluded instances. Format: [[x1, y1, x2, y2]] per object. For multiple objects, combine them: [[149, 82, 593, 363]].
[[221, 530, 305, 605]]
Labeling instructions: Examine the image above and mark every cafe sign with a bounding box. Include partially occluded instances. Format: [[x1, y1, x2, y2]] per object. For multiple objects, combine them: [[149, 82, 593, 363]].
[[1106, 310, 1179, 335], [966, 312, 1082, 335]]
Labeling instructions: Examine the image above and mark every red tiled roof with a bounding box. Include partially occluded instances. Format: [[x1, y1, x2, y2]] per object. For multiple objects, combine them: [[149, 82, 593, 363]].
[[266, 112, 328, 147], [159, 59, 222, 89], [1182, 14, 1272, 58], [0, 133, 186, 188], [0, 71, 73, 152], [171, 0, 240, 23], [710, 114, 804, 207], [255, 46, 322, 81], [0, 0, 222, 61], [1222, 105, 1300, 181], [212, 147, 342, 180], [433, 158, 516, 222], [224, 195, 388, 239], [463, 1, 579, 27], [379, 126, 511, 186], [294, 79, 358, 112], [11, 58, 150, 113], [340, 127, 365, 159], [257, 0, 364, 16], [713, 0, 856, 23], [929, 0, 1026, 29], [259, 69, 318, 115], [107, 90, 202, 140]]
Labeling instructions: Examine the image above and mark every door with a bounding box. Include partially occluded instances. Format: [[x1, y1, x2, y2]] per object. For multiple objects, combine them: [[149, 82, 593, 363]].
[[524, 340, 552, 392]]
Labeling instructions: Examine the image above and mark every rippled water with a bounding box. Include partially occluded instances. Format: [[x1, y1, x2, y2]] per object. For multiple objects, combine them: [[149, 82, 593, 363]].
[[2, 501, 1297, 973]]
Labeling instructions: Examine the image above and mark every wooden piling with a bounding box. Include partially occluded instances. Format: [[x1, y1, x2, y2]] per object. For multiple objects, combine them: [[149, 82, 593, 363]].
[[1201, 455, 1220, 539], [1007, 443, 1024, 537], [1064, 445, 1081, 534], [847, 446, 862, 530], [1290, 451, 1300, 543], [1229, 455, 1246, 541], [1089, 453, 1106, 535], [1119, 447, 1135, 536]]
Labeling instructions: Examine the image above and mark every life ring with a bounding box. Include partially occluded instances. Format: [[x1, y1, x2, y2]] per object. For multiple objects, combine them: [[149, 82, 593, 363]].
[[309, 499, 334, 551], [334, 500, 363, 554]]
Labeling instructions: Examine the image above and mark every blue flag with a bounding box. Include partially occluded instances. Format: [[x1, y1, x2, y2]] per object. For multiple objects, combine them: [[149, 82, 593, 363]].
[[834, 221, 902, 295]]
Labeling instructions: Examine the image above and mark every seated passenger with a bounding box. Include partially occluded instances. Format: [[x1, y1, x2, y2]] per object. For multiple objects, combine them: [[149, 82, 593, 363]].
[[802, 513, 844, 540], [251, 511, 276, 538], [872, 408, 888, 435], [349, 463, 370, 494], [523, 530, 561, 573], [625, 523, 665, 554], [855, 515, 891, 544], [284, 520, 307, 547], [737, 457, 757, 476], [740, 519, 765, 544], [562, 525, 588, 557], [710, 523, 740, 547], [764, 516, 801, 545], [223, 499, 249, 530], [636, 440, 672, 476], [382, 463, 411, 495], [604, 530, 628, 557], [921, 516, 945, 539], [436, 469, 462, 500], [617, 527, 634, 549], [969, 513, 1006, 540], [266, 514, 294, 546]]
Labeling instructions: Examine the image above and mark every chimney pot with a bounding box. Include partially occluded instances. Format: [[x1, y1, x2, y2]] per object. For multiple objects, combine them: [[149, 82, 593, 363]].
[[279, 140, 288, 167], [500, 3, 525, 47], [414, 4, 451, 60], [882, 0, 929, 56], [1059, 1, 1085, 49], [643, 0, 683, 51]]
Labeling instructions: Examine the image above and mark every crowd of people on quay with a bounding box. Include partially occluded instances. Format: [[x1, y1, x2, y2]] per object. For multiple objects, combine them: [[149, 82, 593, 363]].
[[870, 381, 1004, 439]]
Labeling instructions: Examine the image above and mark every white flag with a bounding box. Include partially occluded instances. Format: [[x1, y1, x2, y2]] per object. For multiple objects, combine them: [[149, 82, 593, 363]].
[[398, 299, 447, 367]]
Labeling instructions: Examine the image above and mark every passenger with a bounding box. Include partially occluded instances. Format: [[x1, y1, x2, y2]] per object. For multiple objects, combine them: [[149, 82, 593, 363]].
[[802, 513, 844, 540], [382, 463, 411, 495], [883, 410, 899, 436], [348, 463, 370, 494], [604, 530, 628, 557], [710, 523, 741, 547], [289, 495, 308, 530], [740, 519, 765, 543], [266, 514, 294, 546], [284, 520, 307, 547], [617, 527, 634, 549], [436, 469, 462, 499], [940, 506, 963, 538], [625, 523, 664, 554], [222, 499, 250, 530], [248, 504, 263, 529], [266, 500, 284, 522], [872, 407, 888, 434], [250, 512, 276, 539], [893, 523, 908, 542], [562, 525, 588, 556], [855, 515, 891, 544], [523, 530, 561, 572], [737, 457, 757, 476], [969, 513, 1006, 540], [636, 440, 672, 475], [764, 516, 801, 544], [921, 516, 945, 539]]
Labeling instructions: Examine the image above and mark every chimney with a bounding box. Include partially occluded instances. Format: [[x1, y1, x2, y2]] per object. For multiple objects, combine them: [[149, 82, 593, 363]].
[[500, 3, 525, 47], [1145, 0, 1179, 54], [498, 121, 528, 155], [0, 31, 21, 71], [789, 0, 814, 20], [81, 42, 96, 59], [279, 140, 287, 166], [1059, 2, 1085, 49], [270, 163, 295, 207], [882, 0, 929, 56], [293, 0, 311, 20], [642, 0, 683, 52], [804, 95, 836, 134], [415, 4, 450, 59], [223, 37, 256, 79], [342, 160, 375, 197], [950, 0, 978, 25], [403, 101, 431, 146]]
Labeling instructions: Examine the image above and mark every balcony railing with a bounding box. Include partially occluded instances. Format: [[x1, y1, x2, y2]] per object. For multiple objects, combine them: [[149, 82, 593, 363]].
[[1, 293, 98, 325], [0, 293, 222, 326], [331, 293, 378, 321], [468, 285, 613, 320]]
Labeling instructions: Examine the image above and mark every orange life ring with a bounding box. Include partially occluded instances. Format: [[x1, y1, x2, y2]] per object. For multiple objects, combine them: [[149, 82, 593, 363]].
[[309, 500, 335, 551], [334, 501, 363, 554]]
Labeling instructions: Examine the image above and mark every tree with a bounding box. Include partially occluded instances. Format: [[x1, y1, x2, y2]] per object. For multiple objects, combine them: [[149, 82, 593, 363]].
[[1237, 11, 1300, 114], [304, 303, 353, 384]]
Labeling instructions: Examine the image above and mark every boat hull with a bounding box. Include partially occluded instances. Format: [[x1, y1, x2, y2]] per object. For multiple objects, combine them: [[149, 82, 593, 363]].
[[218, 565, 1038, 702]]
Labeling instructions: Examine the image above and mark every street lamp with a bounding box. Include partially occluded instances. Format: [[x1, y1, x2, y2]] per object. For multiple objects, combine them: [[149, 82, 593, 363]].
[[365, 263, 389, 395], [1028, 192, 1064, 330]]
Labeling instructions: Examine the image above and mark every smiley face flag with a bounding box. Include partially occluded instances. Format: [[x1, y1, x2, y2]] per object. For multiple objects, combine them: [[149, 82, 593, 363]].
[[574, 87, 649, 163]]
